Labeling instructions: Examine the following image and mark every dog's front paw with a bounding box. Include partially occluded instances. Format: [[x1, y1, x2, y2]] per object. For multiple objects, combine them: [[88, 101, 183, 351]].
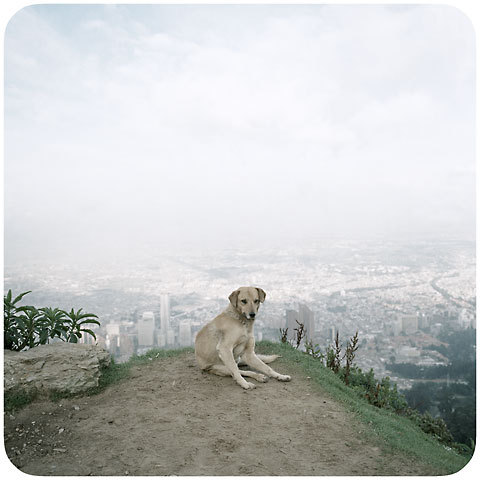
[[241, 381, 256, 390], [255, 374, 269, 383], [276, 374, 291, 382]]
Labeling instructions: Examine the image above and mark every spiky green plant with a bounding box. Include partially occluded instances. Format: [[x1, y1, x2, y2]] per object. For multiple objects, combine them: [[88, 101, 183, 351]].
[[62, 308, 100, 343]]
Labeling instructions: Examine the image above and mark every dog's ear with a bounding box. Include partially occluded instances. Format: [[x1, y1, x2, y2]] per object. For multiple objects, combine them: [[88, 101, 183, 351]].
[[229, 289, 240, 308], [256, 287, 266, 303]]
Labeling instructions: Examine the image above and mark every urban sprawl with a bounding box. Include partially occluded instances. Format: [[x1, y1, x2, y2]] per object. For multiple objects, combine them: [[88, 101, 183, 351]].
[[5, 240, 475, 390]]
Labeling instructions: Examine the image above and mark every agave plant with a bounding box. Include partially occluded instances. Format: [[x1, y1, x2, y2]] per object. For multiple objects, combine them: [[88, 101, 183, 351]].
[[62, 308, 100, 343]]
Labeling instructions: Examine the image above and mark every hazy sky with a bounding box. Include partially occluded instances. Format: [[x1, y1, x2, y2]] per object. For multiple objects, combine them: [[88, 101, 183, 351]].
[[4, 4, 475, 263]]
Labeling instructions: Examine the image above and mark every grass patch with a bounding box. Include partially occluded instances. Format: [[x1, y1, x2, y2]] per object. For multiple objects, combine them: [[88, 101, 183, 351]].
[[256, 340, 471, 475], [4, 387, 38, 413]]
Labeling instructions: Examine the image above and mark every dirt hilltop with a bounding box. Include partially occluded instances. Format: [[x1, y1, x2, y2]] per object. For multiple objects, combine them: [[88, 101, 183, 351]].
[[4, 351, 437, 476]]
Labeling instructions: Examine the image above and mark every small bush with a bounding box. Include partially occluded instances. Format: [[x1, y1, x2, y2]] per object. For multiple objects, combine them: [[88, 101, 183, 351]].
[[4, 289, 100, 351]]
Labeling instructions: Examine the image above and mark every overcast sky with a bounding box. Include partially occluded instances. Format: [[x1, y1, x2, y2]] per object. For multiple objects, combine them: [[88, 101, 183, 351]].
[[4, 4, 475, 263]]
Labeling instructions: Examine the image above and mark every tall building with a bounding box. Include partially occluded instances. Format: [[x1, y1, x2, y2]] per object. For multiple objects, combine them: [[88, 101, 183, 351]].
[[138, 311, 155, 346], [166, 328, 175, 346], [392, 317, 403, 336], [156, 330, 166, 348], [298, 303, 315, 340], [178, 320, 192, 347], [418, 313, 430, 330], [285, 309, 298, 342], [328, 325, 337, 342], [160, 294, 170, 334], [285, 305, 314, 342]]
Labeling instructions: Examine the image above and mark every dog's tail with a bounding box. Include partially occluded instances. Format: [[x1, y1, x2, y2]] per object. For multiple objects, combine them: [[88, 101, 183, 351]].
[[256, 354, 280, 364], [237, 354, 281, 366]]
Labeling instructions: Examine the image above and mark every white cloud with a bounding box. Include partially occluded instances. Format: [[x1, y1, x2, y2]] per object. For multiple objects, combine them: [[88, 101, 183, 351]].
[[4, 4, 475, 261]]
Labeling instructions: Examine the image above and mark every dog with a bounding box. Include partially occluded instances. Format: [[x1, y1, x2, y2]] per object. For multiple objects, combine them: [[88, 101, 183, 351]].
[[195, 286, 291, 389]]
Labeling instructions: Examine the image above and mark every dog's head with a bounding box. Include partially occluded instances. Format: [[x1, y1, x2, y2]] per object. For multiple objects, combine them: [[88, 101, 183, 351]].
[[228, 286, 266, 320]]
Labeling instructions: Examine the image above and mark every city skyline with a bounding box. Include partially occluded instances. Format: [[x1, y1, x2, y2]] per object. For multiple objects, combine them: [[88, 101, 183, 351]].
[[5, 240, 475, 381]]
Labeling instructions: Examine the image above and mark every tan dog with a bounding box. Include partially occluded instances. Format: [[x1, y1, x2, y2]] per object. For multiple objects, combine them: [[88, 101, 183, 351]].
[[195, 286, 291, 389]]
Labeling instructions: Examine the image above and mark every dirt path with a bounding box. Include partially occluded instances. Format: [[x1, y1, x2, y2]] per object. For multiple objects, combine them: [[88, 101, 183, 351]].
[[4, 352, 434, 476]]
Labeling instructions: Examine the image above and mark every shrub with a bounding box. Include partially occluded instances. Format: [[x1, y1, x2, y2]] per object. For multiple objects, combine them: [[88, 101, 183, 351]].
[[3, 290, 100, 351], [279, 327, 289, 344]]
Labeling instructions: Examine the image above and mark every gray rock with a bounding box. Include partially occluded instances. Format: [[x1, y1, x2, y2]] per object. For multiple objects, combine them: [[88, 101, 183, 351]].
[[4, 343, 111, 395]]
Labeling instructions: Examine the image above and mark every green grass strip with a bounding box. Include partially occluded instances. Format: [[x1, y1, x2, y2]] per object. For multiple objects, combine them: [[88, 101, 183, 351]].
[[256, 340, 470, 475]]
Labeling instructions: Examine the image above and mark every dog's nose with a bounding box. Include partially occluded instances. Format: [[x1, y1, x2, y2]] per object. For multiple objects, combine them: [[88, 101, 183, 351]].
[[249, 312, 256, 319]]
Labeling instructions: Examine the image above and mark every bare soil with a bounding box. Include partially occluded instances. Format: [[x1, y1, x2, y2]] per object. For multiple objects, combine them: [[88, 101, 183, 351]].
[[4, 351, 435, 476]]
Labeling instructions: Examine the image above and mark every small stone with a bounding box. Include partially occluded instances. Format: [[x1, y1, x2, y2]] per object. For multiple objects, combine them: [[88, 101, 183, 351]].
[[58, 428, 64, 434], [73, 405, 80, 411]]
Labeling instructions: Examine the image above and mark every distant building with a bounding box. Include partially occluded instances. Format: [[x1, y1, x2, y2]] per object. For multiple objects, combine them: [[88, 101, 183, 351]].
[[418, 313, 430, 330], [156, 330, 166, 348], [328, 325, 337, 342], [166, 327, 175, 346], [178, 321, 192, 346], [397, 345, 420, 362], [106, 323, 120, 337], [430, 322, 443, 336], [138, 311, 155, 346], [392, 318, 402, 336], [285, 304, 315, 342], [459, 308, 474, 329], [117, 334, 135, 362], [298, 303, 315, 340], [400, 314, 418, 335], [160, 294, 170, 334], [285, 309, 298, 342]]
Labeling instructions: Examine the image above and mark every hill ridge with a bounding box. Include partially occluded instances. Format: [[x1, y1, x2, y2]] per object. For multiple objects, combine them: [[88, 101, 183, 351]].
[[4, 343, 470, 476]]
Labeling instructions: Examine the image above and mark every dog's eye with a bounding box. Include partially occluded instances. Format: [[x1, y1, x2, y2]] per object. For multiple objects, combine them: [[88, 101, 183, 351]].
[[254, 299, 259, 303], [241, 299, 247, 304]]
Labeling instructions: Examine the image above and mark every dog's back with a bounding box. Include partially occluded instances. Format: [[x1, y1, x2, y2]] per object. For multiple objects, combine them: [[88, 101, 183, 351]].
[[194, 320, 220, 370]]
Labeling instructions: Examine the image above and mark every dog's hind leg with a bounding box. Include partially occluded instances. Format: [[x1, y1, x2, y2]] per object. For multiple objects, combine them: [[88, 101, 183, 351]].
[[208, 364, 268, 383]]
